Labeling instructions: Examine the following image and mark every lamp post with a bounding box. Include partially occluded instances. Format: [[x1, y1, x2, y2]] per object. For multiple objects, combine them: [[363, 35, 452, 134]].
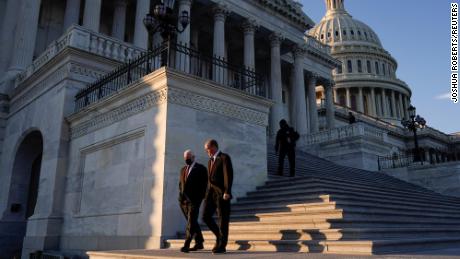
[[401, 105, 426, 162], [143, 0, 190, 51]]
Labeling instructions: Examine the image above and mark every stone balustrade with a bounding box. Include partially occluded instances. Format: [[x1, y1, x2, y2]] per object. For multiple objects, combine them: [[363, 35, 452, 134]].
[[15, 25, 145, 86], [304, 34, 331, 55], [299, 122, 387, 146]]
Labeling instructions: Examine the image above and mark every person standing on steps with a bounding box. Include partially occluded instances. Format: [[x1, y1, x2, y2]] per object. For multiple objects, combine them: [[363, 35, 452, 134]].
[[202, 139, 233, 254], [178, 150, 208, 253], [348, 111, 356, 124], [275, 119, 299, 177]]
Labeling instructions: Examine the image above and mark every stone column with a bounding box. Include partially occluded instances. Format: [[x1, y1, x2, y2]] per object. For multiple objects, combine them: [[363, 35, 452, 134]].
[[175, 0, 192, 72], [398, 93, 404, 119], [63, 0, 81, 31], [391, 90, 397, 118], [243, 19, 257, 70], [269, 32, 284, 136], [212, 5, 228, 83], [0, 0, 21, 78], [382, 90, 389, 117], [325, 81, 336, 129], [403, 95, 410, 119], [345, 87, 351, 108], [1, 0, 42, 94], [307, 73, 319, 133], [112, 0, 127, 40], [83, 0, 102, 32], [333, 88, 338, 103], [133, 0, 150, 49], [357, 87, 364, 113], [177, 0, 192, 45], [370, 87, 377, 117], [292, 47, 308, 135]]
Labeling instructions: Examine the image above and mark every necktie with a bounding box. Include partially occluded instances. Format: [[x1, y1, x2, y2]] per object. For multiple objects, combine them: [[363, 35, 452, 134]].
[[185, 165, 190, 180], [210, 157, 215, 172]]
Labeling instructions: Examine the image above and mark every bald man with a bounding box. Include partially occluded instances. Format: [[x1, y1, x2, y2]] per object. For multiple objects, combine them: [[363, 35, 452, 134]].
[[178, 150, 208, 253]]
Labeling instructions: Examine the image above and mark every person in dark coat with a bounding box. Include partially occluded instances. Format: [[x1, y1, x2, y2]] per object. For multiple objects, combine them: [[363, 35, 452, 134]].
[[178, 150, 208, 253], [202, 139, 233, 254], [275, 119, 299, 177], [348, 112, 356, 124]]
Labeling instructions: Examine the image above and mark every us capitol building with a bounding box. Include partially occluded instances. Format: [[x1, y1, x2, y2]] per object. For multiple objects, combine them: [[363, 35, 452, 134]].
[[0, 0, 459, 258]]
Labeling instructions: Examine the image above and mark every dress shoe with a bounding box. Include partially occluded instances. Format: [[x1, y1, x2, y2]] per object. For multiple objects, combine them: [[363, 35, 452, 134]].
[[189, 243, 204, 251], [180, 246, 189, 253], [212, 247, 226, 254]]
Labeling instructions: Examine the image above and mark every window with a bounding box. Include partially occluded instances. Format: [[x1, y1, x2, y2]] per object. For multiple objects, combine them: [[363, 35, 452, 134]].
[[343, 30, 347, 35], [358, 30, 361, 36], [337, 64, 343, 74], [357, 60, 362, 73], [382, 63, 386, 76], [367, 60, 371, 73], [321, 34, 324, 39], [364, 31, 368, 39], [351, 30, 354, 35], [347, 60, 353, 73], [335, 30, 339, 36], [327, 32, 331, 38], [375, 61, 380, 74]]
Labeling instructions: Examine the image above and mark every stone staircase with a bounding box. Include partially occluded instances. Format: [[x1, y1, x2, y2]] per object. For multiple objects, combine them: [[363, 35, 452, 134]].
[[165, 149, 460, 255]]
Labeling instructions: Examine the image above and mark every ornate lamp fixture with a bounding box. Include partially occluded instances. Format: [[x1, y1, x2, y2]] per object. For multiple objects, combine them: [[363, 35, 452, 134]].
[[401, 105, 426, 162], [143, 0, 190, 50]]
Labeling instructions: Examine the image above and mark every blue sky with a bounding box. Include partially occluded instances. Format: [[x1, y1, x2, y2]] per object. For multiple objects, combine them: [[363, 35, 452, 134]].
[[300, 0, 459, 134]]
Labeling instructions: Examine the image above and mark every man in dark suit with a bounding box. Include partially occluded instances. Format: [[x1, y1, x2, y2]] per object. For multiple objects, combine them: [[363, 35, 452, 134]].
[[275, 119, 299, 177], [202, 139, 233, 254], [178, 150, 208, 253]]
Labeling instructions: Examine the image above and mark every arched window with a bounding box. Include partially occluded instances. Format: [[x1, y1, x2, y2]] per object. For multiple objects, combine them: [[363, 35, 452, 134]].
[[382, 63, 386, 76], [367, 60, 371, 73], [335, 30, 339, 36], [337, 64, 343, 74], [375, 61, 380, 74], [347, 60, 353, 73], [357, 60, 362, 73]]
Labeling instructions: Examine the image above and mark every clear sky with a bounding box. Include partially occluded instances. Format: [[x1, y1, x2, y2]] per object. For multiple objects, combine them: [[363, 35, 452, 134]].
[[300, 0, 459, 134]]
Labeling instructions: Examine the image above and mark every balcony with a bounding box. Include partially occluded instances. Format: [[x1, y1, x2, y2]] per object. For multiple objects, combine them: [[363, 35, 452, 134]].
[[74, 41, 267, 112]]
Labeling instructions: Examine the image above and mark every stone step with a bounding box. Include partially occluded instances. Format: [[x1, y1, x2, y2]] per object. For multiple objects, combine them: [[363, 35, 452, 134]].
[[165, 238, 373, 254], [229, 207, 460, 223], [248, 183, 460, 208], [232, 198, 460, 216], [165, 237, 460, 255], [258, 176, 456, 202], [234, 193, 460, 214], [223, 218, 460, 230], [237, 188, 460, 211], [232, 201, 460, 220], [180, 227, 460, 241]]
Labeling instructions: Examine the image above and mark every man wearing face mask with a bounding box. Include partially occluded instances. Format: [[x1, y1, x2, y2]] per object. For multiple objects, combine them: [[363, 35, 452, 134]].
[[202, 139, 233, 254], [178, 150, 208, 253]]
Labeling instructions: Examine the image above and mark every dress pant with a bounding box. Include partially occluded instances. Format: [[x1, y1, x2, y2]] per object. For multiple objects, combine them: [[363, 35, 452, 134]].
[[180, 201, 204, 246], [277, 147, 296, 176], [202, 186, 231, 248]]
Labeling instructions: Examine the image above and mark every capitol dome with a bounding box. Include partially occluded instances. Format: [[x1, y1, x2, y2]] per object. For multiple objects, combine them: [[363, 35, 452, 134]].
[[308, 0, 412, 124]]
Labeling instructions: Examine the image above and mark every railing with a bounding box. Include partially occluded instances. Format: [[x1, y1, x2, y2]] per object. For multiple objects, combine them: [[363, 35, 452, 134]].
[[377, 149, 460, 170], [299, 122, 386, 146], [74, 41, 266, 111], [16, 25, 144, 86]]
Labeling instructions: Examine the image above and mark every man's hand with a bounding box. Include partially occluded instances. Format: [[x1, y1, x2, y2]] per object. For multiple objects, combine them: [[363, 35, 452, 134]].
[[223, 193, 231, 200]]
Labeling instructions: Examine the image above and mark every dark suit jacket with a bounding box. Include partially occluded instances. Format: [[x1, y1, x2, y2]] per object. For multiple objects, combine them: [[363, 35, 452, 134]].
[[207, 152, 233, 198], [179, 162, 208, 204]]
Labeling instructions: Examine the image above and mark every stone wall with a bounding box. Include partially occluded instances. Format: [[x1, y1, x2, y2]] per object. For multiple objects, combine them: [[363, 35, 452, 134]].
[[382, 162, 460, 197], [62, 68, 272, 256]]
